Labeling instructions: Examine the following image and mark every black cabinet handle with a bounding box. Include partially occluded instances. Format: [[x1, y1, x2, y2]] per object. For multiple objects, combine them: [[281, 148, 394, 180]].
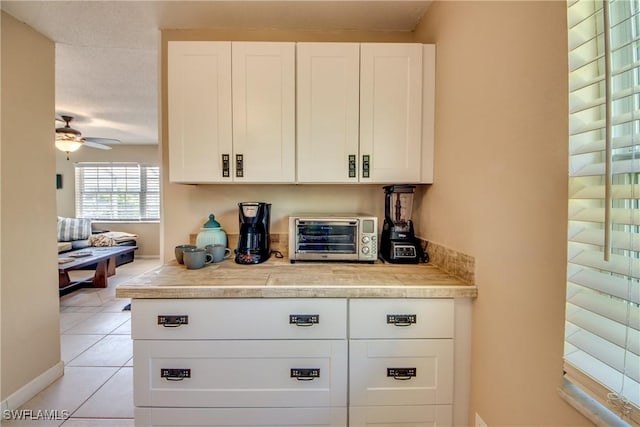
[[348, 155, 356, 178], [387, 368, 416, 380], [236, 154, 244, 178], [386, 314, 417, 326], [289, 314, 319, 326], [157, 315, 189, 328], [161, 368, 191, 381], [222, 154, 230, 177], [362, 154, 370, 178], [291, 368, 320, 381]]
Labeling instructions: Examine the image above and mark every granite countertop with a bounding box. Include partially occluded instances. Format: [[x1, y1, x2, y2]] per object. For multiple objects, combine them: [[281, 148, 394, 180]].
[[115, 257, 477, 299]]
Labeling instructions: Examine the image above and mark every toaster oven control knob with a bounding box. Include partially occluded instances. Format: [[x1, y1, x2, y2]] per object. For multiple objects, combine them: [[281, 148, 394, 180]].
[[362, 236, 371, 244], [362, 246, 370, 254]]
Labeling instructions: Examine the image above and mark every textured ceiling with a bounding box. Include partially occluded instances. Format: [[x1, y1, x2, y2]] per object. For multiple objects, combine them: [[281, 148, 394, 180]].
[[1, 1, 431, 145]]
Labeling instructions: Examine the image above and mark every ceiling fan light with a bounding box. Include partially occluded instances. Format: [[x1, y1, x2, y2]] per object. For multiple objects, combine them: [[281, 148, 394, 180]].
[[55, 139, 83, 153]]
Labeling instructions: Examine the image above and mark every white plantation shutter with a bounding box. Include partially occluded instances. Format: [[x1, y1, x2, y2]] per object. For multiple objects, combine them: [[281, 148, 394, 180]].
[[75, 163, 160, 221], [566, 0, 640, 424]]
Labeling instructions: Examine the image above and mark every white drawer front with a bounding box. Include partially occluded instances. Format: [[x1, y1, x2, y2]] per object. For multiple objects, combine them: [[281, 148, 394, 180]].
[[349, 405, 452, 427], [349, 299, 454, 339], [135, 406, 347, 426], [349, 339, 453, 406], [135, 339, 347, 408], [132, 298, 347, 340]]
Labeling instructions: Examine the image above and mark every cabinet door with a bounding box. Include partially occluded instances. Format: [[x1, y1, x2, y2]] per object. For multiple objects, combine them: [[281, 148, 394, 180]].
[[232, 42, 295, 183], [134, 339, 347, 408], [297, 43, 360, 183], [136, 407, 347, 427], [349, 405, 452, 427], [132, 298, 347, 340], [360, 43, 423, 183], [349, 339, 453, 407], [349, 299, 454, 339], [168, 41, 232, 183]]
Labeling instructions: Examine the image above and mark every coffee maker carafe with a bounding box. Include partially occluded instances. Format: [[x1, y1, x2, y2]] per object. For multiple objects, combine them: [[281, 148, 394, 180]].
[[235, 202, 271, 264], [380, 185, 425, 264]]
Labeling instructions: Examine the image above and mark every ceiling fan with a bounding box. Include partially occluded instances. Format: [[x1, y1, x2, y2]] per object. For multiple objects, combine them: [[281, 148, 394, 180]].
[[55, 115, 121, 159]]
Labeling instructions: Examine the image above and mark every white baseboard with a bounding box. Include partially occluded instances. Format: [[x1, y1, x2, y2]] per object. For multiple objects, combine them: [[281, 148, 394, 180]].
[[1, 361, 64, 411], [135, 255, 160, 260]]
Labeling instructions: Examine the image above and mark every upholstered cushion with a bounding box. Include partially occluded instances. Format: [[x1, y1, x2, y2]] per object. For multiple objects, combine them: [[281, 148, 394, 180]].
[[57, 217, 92, 241]]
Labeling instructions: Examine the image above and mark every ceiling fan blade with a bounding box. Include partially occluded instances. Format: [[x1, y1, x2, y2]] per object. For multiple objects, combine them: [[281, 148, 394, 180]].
[[83, 141, 112, 150], [84, 137, 121, 144]]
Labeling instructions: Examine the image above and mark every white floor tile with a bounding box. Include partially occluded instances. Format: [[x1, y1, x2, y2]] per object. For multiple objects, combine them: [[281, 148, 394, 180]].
[[73, 368, 134, 419], [61, 419, 134, 427], [110, 320, 131, 335], [59, 313, 94, 334], [59, 291, 102, 308], [44, 259, 161, 424], [67, 335, 132, 367], [63, 313, 130, 335], [17, 367, 118, 418], [60, 334, 104, 365]]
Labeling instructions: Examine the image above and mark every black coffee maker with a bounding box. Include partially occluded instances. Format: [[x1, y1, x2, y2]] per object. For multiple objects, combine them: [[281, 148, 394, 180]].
[[235, 202, 271, 264]]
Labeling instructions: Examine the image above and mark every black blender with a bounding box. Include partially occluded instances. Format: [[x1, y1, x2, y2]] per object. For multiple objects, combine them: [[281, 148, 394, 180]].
[[380, 185, 425, 263], [235, 202, 271, 264]]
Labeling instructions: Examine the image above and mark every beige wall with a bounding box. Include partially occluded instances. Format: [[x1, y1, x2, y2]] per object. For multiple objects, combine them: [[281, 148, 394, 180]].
[[56, 145, 160, 256], [160, 29, 415, 262], [415, 2, 589, 426], [1, 12, 61, 401]]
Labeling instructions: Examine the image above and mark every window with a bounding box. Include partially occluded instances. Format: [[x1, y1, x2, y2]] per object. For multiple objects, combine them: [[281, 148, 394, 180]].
[[566, 0, 640, 425], [75, 162, 160, 221]]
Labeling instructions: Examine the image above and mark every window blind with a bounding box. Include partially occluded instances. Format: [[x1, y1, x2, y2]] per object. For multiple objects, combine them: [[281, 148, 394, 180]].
[[566, 0, 640, 424], [75, 162, 160, 221]]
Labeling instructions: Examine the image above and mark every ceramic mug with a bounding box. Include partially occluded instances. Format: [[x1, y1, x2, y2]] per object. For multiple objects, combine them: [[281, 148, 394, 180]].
[[183, 248, 213, 269], [205, 244, 232, 263], [174, 244, 197, 264]]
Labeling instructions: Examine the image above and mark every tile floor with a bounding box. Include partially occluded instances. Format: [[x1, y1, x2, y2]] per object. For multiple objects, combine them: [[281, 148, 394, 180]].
[[2, 258, 161, 427]]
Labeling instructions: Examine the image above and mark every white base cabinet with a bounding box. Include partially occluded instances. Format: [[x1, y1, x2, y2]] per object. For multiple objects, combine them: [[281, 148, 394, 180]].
[[136, 407, 347, 427], [349, 405, 452, 427], [130, 298, 462, 427], [349, 339, 453, 407], [134, 339, 347, 408]]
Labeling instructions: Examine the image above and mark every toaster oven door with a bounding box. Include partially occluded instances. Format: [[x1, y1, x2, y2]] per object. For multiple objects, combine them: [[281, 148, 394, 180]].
[[294, 220, 359, 260]]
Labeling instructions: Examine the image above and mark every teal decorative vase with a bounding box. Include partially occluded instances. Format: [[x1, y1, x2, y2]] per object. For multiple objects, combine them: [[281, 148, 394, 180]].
[[195, 214, 227, 248]]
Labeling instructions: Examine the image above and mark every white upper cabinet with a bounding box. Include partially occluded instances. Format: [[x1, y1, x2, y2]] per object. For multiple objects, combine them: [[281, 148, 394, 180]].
[[296, 43, 360, 183], [360, 43, 425, 183], [168, 41, 233, 183], [167, 41, 434, 184], [232, 42, 296, 183]]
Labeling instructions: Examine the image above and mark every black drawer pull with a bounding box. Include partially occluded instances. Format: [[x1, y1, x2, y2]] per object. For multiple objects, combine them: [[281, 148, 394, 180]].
[[387, 368, 416, 380], [289, 314, 319, 326], [157, 315, 189, 327], [386, 314, 416, 326], [291, 368, 320, 381], [161, 369, 191, 381]]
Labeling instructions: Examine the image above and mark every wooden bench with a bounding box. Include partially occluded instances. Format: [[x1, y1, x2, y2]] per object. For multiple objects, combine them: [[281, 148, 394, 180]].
[[58, 246, 138, 291]]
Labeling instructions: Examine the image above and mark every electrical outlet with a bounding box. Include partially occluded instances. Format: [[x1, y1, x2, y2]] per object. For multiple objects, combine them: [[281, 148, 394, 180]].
[[475, 413, 488, 427]]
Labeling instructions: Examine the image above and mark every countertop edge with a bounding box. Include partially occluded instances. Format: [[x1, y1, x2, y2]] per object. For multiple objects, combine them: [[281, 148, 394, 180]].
[[115, 285, 478, 299]]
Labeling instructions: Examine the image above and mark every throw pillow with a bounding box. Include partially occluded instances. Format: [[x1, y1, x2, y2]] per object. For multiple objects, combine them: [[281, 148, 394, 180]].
[[57, 217, 92, 242]]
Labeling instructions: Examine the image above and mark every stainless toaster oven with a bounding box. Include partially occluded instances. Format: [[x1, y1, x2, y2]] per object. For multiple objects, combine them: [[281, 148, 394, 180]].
[[288, 214, 378, 263]]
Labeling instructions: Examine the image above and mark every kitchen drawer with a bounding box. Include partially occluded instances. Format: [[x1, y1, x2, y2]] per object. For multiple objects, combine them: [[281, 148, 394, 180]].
[[135, 407, 347, 426], [349, 339, 453, 406], [349, 405, 452, 427], [132, 298, 346, 340], [134, 339, 347, 408], [349, 299, 454, 339]]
